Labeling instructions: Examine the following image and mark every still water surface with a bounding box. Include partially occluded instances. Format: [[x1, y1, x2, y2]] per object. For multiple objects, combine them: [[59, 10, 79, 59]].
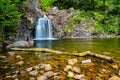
[[35, 38, 120, 61]]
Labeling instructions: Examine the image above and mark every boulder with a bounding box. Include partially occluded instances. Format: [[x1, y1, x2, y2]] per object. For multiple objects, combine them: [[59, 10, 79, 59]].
[[6, 40, 34, 49]]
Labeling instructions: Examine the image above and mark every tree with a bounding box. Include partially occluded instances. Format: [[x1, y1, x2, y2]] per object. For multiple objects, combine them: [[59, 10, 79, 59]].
[[0, 0, 26, 42]]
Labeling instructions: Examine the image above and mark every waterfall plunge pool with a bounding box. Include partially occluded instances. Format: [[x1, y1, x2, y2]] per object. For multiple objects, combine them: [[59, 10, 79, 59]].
[[34, 38, 120, 61], [0, 38, 120, 79]]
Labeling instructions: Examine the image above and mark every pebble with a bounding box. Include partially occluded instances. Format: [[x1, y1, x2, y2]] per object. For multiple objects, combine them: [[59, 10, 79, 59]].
[[53, 72, 61, 76], [71, 67, 81, 73], [109, 76, 120, 80], [54, 76, 61, 80], [44, 71, 54, 77], [30, 77, 35, 80], [67, 71, 74, 78], [0, 56, 6, 59], [20, 70, 26, 74], [34, 65, 40, 70], [14, 78, 19, 80], [12, 74, 18, 78], [44, 64, 52, 71], [40, 63, 46, 69], [26, 67, 33, 72], [12, 70, 20, 74], [74, 74, 85, 80], [10, 64, 16, 69], [101, 69, 111, 74], [82, 59, 92, 64], [64, 65, 72, 72], [29, 70, 38, 76], [16, 55, 23, 60], [16, 61, 24, 66], [118, 70, 120, 76], [1, 59, 10, 63], [7, 51, 15, 56], [68, 58, 78, 65], [39, 70, 45, 74], [37, 75, 47, 80], [111, 65, 118, 69]]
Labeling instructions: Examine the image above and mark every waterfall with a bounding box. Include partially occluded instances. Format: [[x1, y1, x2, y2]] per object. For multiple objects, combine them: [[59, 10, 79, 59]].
[[34, 15, 54, 40]]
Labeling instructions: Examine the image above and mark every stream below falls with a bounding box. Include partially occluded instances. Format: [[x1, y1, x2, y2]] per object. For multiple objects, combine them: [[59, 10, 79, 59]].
[[0, 38, 120, 80]]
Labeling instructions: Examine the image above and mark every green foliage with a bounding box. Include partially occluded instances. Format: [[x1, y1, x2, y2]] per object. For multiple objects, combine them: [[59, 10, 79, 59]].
[[40, 0, 57, 11], [64, 0, 120, 35], [0, 0, 26, 42]]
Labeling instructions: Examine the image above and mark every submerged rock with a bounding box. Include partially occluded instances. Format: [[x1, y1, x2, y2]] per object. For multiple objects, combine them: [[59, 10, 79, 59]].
[[16, 61, 24, 66], [16, 55, 23, 60], [74, 74, 85, 80], [40, 63, 46, 69], [12, 70, 20, 74], [67, 71, 74, 78], [118, 70, 120, 76], [34, 65, 40, 70], [82, 59, 92, 64], [37, 75, 47, 80], [109, 76, 120, 80], [68, 58, 78, 65], [7, 51, 15, 56], [0, 56, 6, 59], [29, 70, 38, 76], [26, 67, 33, 72], [44, 64, 52, 71], [44, 71, 54, 77], [71, 67, 81, 73], [30, 77, 35, 80], [64, 65, 72, 72], [111, 65, 119, 69]]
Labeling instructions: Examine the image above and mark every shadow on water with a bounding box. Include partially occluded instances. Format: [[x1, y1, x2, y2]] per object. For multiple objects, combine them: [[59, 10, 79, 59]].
[[35, 40, 53, 48]]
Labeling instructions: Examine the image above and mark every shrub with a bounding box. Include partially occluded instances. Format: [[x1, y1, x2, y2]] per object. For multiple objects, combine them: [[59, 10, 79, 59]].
[[40, 0, 57, 11]]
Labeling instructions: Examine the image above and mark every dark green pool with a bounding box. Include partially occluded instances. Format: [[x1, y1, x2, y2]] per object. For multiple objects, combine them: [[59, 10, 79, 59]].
[[35, 38, 120, 61]]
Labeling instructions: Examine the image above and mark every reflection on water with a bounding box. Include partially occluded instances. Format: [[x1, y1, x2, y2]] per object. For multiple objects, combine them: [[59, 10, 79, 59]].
[[35, 40, 53, 48], [34, 38, 120, 60], [34, 38, 120, 53]]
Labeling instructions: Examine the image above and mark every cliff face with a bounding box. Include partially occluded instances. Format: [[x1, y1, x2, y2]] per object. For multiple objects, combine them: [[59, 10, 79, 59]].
[[15, 0, 43, 41], [48, 9, 94, 38], [15, 1, 109, 40]]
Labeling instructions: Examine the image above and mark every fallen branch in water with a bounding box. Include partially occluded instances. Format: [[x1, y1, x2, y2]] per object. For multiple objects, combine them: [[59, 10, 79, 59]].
[[10, 48, 114, 62], [87, 51, 113, 62], [10, 48, 65, 54]]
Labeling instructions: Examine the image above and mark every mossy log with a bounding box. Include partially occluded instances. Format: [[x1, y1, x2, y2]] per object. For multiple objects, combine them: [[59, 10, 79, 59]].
[[10, 48, 113, 62]]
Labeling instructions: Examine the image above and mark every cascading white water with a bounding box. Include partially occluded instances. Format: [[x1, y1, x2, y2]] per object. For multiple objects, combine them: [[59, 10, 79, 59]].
[[34, 15, 54, 40]]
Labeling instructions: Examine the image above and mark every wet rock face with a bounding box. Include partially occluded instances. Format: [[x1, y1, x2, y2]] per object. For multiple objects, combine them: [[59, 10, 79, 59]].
[[16, 0, 43, 41], [66, 19, 94, 38], [48, 10, 94, 38], [48, 10, 72, 38]]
